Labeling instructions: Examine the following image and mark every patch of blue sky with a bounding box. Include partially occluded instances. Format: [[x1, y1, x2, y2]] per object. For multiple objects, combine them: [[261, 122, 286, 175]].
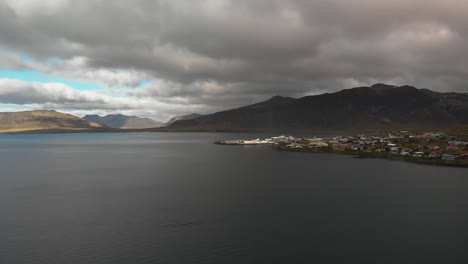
[[0, 70, 103, 90], [1, 49, 36, 62], [138, 80, 150, 88], [20, 54, 35, 62], [46, 56, 64, 64], [5, 49, 63, 64], [0, 103, 34, 112]]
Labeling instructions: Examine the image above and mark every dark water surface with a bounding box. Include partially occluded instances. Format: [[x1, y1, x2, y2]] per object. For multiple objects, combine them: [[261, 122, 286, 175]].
[[1, 132, 467, 263]]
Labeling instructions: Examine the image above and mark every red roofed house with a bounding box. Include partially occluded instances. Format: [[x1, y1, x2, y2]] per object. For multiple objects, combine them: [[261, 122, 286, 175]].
[[446, 146, 459, 151]]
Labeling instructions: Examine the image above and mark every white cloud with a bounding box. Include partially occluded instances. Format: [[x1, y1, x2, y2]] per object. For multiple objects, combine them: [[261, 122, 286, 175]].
[[0, 52, 149, 88], [0, 78, 212, 121]]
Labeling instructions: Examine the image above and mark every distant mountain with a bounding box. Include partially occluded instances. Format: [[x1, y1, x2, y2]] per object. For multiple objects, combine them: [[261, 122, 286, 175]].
[[83, 114, 164, 129], [165, 113, 203, 126], [166, 84, 468, 131], [0, 110, 108, 133]]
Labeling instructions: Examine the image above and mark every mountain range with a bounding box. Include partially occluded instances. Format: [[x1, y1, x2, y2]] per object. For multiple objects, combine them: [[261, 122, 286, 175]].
[[165, 84, 468, 131], [1, 84, 467, 133], [0, 110, 107, 133], [83, 114, 165, 129]]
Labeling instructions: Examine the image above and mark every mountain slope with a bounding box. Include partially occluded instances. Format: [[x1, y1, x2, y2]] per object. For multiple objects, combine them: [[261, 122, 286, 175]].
[[167, 84, 468, 131], [0, 110, 107, 133], [165, 113, 203, 126], [83, 114, 164, 129]]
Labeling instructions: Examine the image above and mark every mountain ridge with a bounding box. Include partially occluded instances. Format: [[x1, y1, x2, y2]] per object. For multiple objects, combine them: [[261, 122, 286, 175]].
[[0, 110, 108, 133], [165, 113, 203, 126], [83, 114, 164, 129], [165, 84, 468, 131]]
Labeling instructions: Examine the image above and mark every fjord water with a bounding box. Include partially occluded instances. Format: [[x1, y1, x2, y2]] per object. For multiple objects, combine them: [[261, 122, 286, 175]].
[[1, 133, 467, 263]]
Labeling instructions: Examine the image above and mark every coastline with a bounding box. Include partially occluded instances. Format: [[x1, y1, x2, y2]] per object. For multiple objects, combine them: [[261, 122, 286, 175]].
[[1, 129, 466, 168], [275, 145, 468, 168], [214, 131, 468, 168]]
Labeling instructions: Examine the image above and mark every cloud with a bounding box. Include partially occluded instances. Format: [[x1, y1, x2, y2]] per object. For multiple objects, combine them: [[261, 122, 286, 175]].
[[0, 78, 128, 108], [0, 78, 209, 121], [0, 53, 148, 88], [1, 0, 468, 118]]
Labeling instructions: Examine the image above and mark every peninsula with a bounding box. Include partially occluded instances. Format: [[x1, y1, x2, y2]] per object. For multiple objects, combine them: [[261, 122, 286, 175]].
[[216, 132, 468, 167]]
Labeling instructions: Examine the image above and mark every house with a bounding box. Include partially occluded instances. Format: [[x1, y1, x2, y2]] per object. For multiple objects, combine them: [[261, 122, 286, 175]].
[[338, 137, 349, 143], [434, 132, 447, 137], [366, 145, 377, 151], [446, 146, 459, 151], [243, 139, 261, 144], [448, 141, 468, 146], [271, 135, 288, 143], [287, 143, 303, 149], [308, 142, 328, 148], [417, 134, 433, 140], [429, 150, 442, 158], [442, 154, 457, 161], [331, 143, 350, 151], [307, 138, 325, 143], [390, 147, 400, 154], [400, 150, 411, 156], [351, 145, 360, 151], [428, 145, 440, 150]]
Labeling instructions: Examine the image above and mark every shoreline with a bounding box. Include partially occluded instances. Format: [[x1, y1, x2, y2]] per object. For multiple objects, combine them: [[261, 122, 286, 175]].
[[275, 145, 468, 168], [214, 133, 468, 168]]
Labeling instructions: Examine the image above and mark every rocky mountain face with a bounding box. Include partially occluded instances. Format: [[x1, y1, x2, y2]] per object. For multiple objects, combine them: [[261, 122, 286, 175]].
[[166, 84, 468, 131], [0, 110, 107, 133], [83, 114, 164, 129]]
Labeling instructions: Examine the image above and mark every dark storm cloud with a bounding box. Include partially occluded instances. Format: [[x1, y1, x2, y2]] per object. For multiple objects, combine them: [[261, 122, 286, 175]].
[[1, 0, 468, 117]]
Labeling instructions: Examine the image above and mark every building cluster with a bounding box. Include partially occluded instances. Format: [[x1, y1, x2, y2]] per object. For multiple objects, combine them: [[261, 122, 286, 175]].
[[219, 132, 468, 161]]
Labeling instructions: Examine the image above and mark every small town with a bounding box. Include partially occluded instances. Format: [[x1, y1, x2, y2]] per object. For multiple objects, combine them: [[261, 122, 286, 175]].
[[216, 132, 468, 167]]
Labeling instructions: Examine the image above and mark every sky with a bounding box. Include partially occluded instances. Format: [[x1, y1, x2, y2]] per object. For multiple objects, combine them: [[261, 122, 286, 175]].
[[1, 0, 468, 121]]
